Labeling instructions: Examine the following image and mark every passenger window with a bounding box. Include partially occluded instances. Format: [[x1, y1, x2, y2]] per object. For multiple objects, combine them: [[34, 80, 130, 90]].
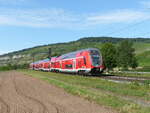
[[65, 64, 73, 69]]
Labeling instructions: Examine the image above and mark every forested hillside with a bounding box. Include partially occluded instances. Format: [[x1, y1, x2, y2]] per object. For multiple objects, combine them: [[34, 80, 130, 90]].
[[0, 37, 150, 67]]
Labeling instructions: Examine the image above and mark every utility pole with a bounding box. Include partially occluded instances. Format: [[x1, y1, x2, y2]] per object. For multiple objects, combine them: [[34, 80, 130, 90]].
[[32, 54, 35, 70], [48, 48, 51, 59]]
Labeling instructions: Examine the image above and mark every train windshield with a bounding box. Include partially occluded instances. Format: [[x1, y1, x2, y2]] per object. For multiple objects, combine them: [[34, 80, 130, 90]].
[[90, 50, 101, 66]]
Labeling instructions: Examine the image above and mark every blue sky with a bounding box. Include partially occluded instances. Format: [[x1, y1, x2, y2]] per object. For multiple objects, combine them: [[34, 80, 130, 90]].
[[0, 0, 150, 55]]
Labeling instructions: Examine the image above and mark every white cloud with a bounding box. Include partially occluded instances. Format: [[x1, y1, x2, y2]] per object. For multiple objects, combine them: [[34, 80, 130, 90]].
[[86, 10, 150, 26], [0, 8, 83, 28], [0, 8, 149, 29], [0, 0, 26, 5], [140, 1, 150, 8]]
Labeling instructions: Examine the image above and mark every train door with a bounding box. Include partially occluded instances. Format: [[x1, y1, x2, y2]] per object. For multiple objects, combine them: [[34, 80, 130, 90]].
[[73, 60, 76, 69]]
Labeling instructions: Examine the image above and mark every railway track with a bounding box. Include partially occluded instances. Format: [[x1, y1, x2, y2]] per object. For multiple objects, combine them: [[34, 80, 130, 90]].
[[58, 72, 150, 83], [98, 74, 150, 83]]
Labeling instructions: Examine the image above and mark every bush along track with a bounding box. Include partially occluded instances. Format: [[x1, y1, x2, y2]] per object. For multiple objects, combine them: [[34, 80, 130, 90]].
[[20, 70, 150, 113]]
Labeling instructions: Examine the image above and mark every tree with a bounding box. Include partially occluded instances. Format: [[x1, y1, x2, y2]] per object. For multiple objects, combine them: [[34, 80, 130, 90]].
[[130, 56, 138, 69], [101, 43, 117, 71], [116, 40, 138, 69]]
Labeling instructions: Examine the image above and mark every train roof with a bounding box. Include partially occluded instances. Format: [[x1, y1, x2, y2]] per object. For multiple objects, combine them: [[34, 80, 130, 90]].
[[32, 58, 50, 64], [60, 48, 100, 60], [31, 48, 100, 63], [41, 59, 50, 62]]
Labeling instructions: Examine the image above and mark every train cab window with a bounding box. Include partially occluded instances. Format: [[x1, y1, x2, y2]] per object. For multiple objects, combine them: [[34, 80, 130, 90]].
[[90, 50, 101, 66], [91, 55, 100, 66], [65, 64, 73, 69]]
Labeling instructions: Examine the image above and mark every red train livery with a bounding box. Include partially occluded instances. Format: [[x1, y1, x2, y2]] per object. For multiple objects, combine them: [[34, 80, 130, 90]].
[[30, 48, 105, 75]]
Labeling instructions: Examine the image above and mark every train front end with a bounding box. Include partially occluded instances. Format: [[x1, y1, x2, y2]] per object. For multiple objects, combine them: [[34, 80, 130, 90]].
[[89, 48, 105, 74]]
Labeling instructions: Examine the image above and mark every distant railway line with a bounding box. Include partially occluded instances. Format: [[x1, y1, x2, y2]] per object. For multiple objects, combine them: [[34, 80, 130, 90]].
[[98, 74, 150, 83], [57, 72, 150, 83]]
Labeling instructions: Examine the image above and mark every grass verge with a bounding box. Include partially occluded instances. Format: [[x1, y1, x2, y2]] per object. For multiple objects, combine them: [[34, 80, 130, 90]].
[[111, 71, 150, 78]]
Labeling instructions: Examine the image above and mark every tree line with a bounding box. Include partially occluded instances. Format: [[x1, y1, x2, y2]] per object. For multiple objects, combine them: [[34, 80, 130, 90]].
[[101, 40, 138, 71], [0, 64, 29, 71]]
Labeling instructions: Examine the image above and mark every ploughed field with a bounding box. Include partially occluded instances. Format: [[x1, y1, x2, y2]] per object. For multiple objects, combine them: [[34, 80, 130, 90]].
[[0, 71, 115, 113]]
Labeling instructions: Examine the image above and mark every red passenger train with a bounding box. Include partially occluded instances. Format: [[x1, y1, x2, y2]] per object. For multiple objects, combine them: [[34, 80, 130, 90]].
[[30, 48, 105, 75]]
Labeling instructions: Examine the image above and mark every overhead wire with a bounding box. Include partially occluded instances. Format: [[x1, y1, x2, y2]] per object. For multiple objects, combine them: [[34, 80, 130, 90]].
[[102, 14, 150, 37]]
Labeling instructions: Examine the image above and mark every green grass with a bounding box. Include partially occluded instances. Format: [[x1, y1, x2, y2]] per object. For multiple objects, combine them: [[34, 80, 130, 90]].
[[136, 51, 150, 67], [20, 69, 150, 113], [134, 43, 150, 54], [133, 43, 150, 67], [133, 67, 150, 72], [111, 71, 150, 77]]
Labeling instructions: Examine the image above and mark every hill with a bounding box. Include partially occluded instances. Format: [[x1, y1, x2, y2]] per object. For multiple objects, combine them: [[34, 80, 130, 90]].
[[0, 37, 150, 67]]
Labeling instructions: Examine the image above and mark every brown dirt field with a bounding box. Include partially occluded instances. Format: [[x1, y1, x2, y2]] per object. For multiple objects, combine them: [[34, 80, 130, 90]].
[[0, 71, 117, 113]]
